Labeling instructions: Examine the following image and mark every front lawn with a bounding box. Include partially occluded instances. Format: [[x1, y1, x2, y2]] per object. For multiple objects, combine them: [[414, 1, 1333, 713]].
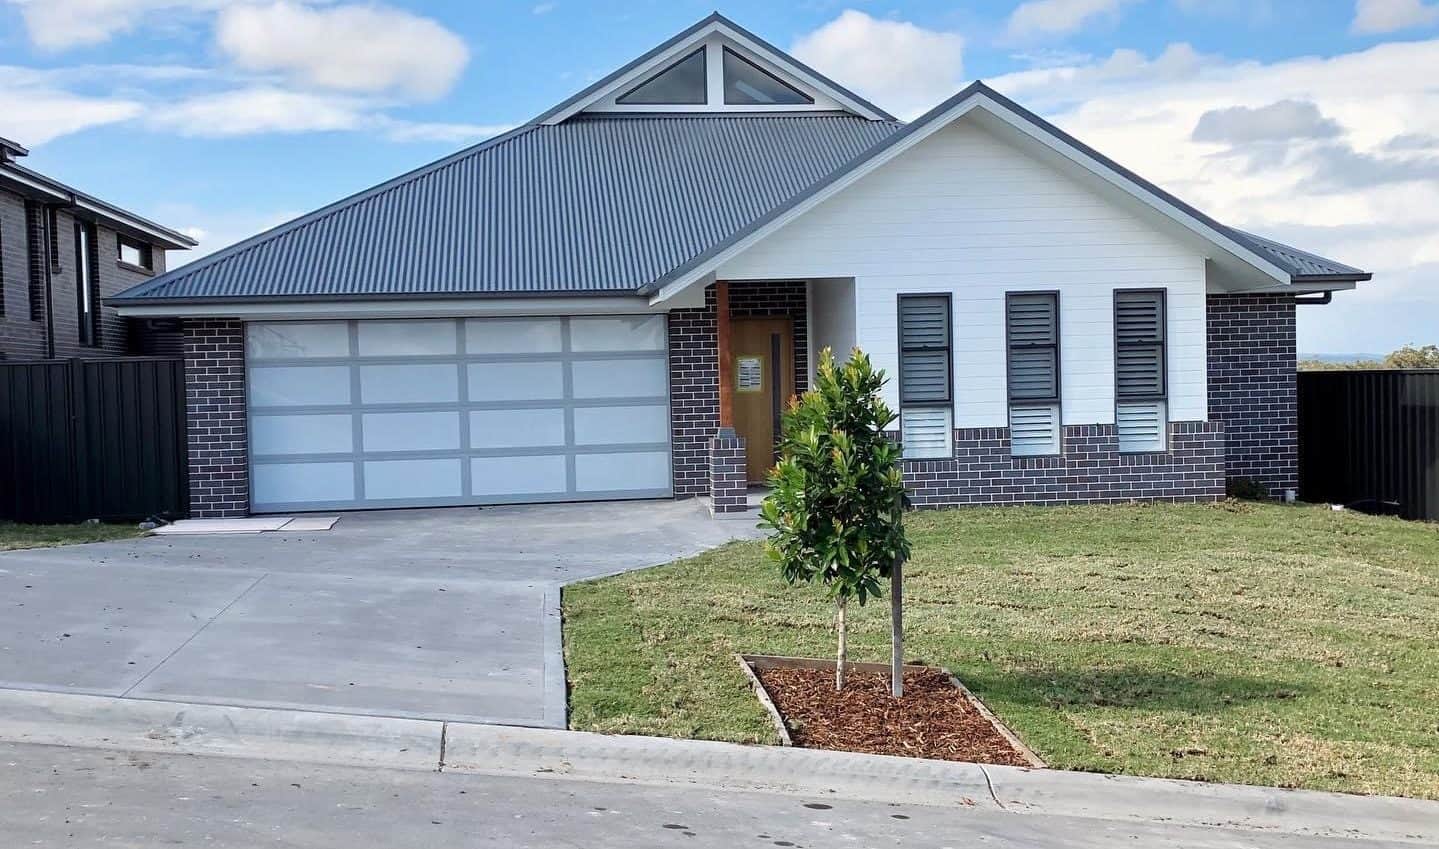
[[0, 521, 144, 551], [564, 502, 1439, 799]]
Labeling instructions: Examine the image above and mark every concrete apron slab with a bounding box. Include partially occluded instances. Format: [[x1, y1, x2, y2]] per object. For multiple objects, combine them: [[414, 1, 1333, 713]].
[[0, 687, 1433, 845]]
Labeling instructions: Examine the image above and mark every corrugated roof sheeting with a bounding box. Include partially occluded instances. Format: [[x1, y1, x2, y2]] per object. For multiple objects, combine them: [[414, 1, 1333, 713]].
[[119, 114, 903, 301], [1226, 229, 1370, 279]]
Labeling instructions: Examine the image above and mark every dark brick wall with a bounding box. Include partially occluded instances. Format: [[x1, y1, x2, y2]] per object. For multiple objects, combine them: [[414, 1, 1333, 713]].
[[1206, 293, 1297, 497], [0, 189, 169, 360], [709, 431, 748, 512], [903, 421, 1226, 507], [183, 319, 248, 517], [668, 281, 809, 497]]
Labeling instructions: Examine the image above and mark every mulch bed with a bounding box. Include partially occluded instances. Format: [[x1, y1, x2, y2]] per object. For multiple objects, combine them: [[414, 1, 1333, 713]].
[[754, 666, 1031, 766]]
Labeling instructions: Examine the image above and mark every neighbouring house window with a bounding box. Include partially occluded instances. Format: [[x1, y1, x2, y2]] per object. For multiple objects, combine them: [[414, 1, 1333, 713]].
[[616, 48, 707, 105], [24, 201, 44, 321], [1006, 292, 1061, 456], [75, 220, 99, 346], [117, 235, 153, 271], [897, 294, 953, 459], [722, 48, 811, 105], [47, 207, 61, 271], [0, 207, 6, 317], [1114, 289, 1167, 452]]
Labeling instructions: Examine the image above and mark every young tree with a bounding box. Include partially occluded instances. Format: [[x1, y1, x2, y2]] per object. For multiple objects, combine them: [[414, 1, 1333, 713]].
[[759, 348, 910, 693]]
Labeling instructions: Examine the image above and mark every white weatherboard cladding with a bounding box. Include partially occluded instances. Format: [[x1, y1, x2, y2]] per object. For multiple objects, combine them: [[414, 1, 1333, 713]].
[[717, 120, 1208, 429], [245, 317, 671, 511]]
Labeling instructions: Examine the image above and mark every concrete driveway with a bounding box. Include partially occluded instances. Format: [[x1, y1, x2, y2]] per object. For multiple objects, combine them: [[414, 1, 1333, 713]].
[[0, 500, 761, 728]]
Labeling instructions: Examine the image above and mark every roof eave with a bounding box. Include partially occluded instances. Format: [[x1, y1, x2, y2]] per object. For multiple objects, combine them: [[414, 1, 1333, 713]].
[[0, 163, 196, 249]]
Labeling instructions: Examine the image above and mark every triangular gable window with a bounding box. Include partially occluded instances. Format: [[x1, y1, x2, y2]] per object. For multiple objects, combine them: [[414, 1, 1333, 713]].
[[723, 47, 812, 106], [616, 48, 707, 105]]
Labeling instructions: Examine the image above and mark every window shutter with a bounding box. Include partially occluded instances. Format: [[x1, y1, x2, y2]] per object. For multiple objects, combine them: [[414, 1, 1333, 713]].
[[1006, 293, 1058, 402], [1116, 401, 1166, 452], [901, 407, 952, 459], [1114, 290, 1165, 399], [898, 295, 951, 404], [1010, 404, 1060, 456]]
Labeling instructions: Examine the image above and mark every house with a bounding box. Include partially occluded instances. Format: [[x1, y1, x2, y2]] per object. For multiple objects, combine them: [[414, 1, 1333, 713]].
[[0, 136, 196, 359], [109, 14, 1371, 518]]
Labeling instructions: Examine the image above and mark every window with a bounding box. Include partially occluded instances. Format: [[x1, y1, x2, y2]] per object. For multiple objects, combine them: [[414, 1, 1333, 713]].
[[722, 48, 811, 105], [47, 207, 61, 271], [117, 235, 153, 271], [24, 201, 43, 321], [897, 294, 952, 459], [616, 48, 707, 105], [1006, 292, 1061, 455], [1114, 289, 1167, 452], [75, 220, 98, 346]]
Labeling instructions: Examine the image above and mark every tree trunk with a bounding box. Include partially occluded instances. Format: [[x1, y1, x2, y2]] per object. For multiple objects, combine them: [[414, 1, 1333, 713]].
[[891, 554, 905, 698], [835, 596, 848, 691]]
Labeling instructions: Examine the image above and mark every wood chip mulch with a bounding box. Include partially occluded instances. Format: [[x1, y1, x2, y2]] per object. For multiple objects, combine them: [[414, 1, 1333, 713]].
[[754, 666, 1032, 766]]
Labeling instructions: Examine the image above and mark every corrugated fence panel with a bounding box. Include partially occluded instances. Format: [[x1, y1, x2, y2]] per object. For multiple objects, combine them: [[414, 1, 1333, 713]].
[[0, 358, 187, 523], [1297, 369, 1439, 521]]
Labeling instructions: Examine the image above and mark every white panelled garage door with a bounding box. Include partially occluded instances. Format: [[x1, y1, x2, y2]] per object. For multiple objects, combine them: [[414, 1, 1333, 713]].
[[245, 316, 672, 512]]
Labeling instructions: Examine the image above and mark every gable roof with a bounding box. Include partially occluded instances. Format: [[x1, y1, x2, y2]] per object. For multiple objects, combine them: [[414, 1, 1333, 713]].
[[531, 13, 895, 124], [112, 114, 902, 303], [112, 23, 1369, 308], [644, 81, 1371, 300]]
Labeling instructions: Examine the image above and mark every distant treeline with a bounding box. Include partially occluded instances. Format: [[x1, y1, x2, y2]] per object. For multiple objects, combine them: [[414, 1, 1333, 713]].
[[1298, 344, 1439, 371]]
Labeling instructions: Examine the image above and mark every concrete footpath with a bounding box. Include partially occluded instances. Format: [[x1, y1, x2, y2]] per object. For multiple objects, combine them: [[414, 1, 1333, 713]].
[[0, 687, 1433, 846]]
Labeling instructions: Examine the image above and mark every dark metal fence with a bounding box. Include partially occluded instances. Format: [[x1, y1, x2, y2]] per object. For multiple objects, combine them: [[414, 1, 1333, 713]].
[[1297, 369, 1439, 521], [0, 357, 188, 524]]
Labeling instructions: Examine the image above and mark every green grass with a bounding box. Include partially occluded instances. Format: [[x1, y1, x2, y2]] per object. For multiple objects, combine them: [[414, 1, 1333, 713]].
[[564, 502, 1439, 799], [0, 521, 144, 551]]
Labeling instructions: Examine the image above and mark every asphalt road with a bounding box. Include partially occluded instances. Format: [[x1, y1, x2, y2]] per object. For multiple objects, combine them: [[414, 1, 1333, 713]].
[[0, 742, 1414, 849]]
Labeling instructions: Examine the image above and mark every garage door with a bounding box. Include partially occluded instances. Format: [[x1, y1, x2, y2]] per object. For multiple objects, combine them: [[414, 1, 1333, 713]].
[[245, 316, 672, 512]]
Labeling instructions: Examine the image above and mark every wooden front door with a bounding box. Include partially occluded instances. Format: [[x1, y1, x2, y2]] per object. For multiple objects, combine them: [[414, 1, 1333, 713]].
[[731, 318, 795, 483]]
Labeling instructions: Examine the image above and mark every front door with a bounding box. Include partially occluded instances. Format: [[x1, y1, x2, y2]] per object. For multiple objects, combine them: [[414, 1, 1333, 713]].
[[731, 318, 795, 483]]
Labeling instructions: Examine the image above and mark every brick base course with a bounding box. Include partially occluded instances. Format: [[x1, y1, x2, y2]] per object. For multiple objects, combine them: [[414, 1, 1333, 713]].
[[902, 421, 1226, 507], [183, 319, 248, 517]]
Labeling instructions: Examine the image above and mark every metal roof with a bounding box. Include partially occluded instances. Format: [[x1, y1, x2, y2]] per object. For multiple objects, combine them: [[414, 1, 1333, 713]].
[[1224, 228, 1371, 281], [113, 114, 903, 303], [0, 159, 197, 250]]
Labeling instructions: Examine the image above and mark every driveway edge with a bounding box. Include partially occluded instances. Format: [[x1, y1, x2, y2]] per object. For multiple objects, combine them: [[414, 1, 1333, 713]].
[[1, 687, 1433, 844]]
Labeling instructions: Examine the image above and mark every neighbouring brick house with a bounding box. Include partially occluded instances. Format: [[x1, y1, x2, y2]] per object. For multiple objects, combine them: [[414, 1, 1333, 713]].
[[0, 136, 195, 361], [110, 15, 1370, 518]]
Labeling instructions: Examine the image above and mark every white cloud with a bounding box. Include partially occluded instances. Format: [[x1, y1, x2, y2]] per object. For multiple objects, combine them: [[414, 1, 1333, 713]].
[[532, 2, 555, 14], [150, 87, 369, 137], [3, 0, 220, 50], [1006, 0, 1136, 40], [1351, 0, 1439, 33], [987, 38, 1439, 351], [790, 10, 964, 120], [214, 1, 469, 100], [0, 65, 144, 144], [374, 119, 513, 145]]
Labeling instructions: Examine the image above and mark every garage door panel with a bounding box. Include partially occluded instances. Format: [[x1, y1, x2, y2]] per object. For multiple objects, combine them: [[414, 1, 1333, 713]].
[[573, 405, 668, 446], [250, 366, 352, 407], [470, 409, 567, 449], [248, 322, 350, 360], [575, 452, 669, 493], [247, 317, 671, 511], [471, 456, 568, 496], [252, 414, 353, 456], [254, 462, 355, 505], [363, 459, 463, 500], [362, 412, 461, 452], [358, 320, 457, 357], [570, 315, 665, 351], [359, 364, 460, 404], [466, 318, 563, 354], [468, 361, 565, 402], [571, 358, 666, 399]]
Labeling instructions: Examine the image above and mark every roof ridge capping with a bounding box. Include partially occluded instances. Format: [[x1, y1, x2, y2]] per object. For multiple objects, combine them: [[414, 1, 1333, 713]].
[[642, 78, 1370, 298]]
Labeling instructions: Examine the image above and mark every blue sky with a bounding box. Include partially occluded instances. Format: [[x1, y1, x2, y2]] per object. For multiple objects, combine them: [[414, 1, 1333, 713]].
[[4, 0, 1437, 353]]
